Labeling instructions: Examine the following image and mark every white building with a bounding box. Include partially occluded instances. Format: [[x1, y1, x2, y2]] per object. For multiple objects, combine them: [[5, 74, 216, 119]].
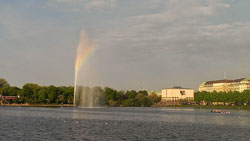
[[161, 87, 194, 101], [198, 78, 250, 93]]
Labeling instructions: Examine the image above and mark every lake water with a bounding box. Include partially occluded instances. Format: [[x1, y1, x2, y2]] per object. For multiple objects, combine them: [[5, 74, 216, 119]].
[[0, 107, 249, 140]]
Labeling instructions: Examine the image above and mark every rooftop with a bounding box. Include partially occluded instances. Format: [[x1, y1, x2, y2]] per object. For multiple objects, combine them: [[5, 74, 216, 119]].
[[205, 79, 234, 85], [163, 86, 193, 90], [204, 78, 249, 85]]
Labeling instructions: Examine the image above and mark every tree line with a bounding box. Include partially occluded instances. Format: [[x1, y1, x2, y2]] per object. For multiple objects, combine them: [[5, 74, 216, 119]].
[[0, 83, 74, 104], [2, 78, 249, 106], [103, 87, 161, 107], [0, 78, 161, 106], [195, 91, 250, 106]]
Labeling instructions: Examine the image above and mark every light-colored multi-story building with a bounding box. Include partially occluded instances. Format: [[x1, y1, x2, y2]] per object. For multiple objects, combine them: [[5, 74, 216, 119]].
[[161, 87, 194, 101], [199, 78, 250, 92]]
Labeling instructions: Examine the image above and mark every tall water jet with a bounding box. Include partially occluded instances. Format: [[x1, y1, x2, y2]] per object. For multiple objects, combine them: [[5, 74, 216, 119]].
[[74, 31, 103, 107]]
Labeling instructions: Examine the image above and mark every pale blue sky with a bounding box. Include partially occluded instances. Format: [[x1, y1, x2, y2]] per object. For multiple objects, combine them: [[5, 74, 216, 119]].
[[1, 0, 250, 91]]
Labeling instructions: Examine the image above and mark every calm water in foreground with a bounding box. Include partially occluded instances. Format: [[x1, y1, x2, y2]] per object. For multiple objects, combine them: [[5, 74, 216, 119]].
[[0, 107, 249, 141]]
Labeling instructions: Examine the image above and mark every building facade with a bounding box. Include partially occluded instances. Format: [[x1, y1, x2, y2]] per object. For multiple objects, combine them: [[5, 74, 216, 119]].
[[0, 95, 17, 104], [199, 78, 250, 92], [161, 87, 194, 101]]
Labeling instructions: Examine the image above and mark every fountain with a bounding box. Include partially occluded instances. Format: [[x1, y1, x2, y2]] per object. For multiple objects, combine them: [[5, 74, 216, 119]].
[[74, 31, 104, 107]]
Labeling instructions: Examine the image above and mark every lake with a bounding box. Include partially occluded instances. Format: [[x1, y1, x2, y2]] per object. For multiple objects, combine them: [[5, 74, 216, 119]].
[[0, 107, 249, 140]]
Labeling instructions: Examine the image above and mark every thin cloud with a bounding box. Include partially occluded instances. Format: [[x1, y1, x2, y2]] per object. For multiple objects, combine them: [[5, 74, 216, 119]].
[[50, 0, 117, 11], [84, 0, 116, 10]]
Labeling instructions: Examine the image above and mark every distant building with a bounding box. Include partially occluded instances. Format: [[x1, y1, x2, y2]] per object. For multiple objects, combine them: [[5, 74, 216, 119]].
[[199, 78, 250, 92], [161, 87, 194, 101], [0, 95, 17, 104]]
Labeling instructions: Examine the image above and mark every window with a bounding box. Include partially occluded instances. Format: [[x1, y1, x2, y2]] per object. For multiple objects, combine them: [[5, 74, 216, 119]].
[[180, 91, 186, 95]]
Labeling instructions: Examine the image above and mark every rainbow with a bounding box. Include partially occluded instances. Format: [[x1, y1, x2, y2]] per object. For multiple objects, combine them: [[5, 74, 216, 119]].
[[74, 33, 95, 73]]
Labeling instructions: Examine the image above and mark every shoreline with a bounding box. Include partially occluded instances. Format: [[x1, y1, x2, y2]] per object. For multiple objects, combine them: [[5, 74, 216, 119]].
[[0, 104, 74, 107], [0, 104, 250, 110], [156, 105, 250, 110]]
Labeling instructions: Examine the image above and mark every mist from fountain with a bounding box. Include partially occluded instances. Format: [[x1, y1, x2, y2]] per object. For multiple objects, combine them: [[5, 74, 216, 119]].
[[74, 31, 103, 107]]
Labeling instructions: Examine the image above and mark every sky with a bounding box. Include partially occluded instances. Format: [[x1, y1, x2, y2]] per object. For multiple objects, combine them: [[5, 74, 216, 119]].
[[0, 0, 250, 91]]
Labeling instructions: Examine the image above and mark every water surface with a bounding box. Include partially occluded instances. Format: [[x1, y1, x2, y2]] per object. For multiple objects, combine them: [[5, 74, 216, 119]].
[[0, 107, 249, 140]]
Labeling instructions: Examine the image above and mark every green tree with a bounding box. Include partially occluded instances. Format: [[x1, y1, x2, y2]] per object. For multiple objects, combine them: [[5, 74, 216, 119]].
[[122, 99, 136, 107], [56, 95, 65, 104], [47, 85, 57, 103], [126, 90, 137, 99], [141, 97, 152, 107], [1, 86, 20, 96], [62, 86, 74, 104], [21, 83, 40, 104], [0, 78, 9, 88], [37, 88, 48, 104], [194, 90, 250, 106], [138, 90, 148, 96], [148, 93, 161, 104], [104, 87, 119, 105]]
